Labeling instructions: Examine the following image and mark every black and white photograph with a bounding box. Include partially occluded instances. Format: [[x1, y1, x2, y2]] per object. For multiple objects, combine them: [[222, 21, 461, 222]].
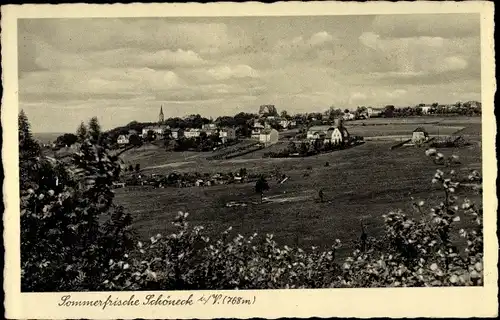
[[2, 2, 497, 319]]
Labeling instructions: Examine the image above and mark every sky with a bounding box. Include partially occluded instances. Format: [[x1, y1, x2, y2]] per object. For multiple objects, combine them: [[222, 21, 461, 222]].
[[18, 14, 481, 133]]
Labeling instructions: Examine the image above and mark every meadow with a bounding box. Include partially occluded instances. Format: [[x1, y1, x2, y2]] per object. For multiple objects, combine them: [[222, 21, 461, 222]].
[[114, 118, 482, 259]]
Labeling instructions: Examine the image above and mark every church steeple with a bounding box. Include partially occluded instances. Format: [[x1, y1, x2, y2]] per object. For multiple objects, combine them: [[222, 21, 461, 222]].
[[159, 105, 164, 123]]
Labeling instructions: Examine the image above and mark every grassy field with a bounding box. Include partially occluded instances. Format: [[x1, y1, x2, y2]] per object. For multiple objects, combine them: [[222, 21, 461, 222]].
[[346, 124, 462, 138], [114, 119, 482, 259]]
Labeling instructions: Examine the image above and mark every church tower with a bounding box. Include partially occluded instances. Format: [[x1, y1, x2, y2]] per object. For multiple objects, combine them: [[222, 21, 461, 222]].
[[159, 105, 164, 124]]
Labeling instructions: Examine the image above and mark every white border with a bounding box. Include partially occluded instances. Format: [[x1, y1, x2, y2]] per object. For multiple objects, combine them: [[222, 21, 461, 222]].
[[2, 2, 497, 319]]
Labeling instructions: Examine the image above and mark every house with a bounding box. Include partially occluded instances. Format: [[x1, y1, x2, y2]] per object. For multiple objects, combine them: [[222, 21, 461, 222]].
[[259, 128, 279, 146], [171, 128, 184, 139], [412, 127, 429, 144], [367, 107, 384, 117], [307, 126, 346, 145], [202, 123, 218, 136], [342, 112, 355, 121], [307, 125, 331, 140], [307, 119, 349, 145], [253, 119, 267, 129], [202, 123, 217, 130], [251, 120, 268, 139], [251, 128, 262, 139], [218, 127, 236, 143], [421, 106, 431, 114], [466, 101, 482, 109], [279, 119, 296, 129], [117, 135, 130, 145], [259, 105, 278, 117], [184, 128, 202, 139], [142, 125, 170, 138]]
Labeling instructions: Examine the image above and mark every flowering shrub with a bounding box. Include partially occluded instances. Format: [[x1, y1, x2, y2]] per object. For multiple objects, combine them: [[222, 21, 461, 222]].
[[20, 113, 483, 291]]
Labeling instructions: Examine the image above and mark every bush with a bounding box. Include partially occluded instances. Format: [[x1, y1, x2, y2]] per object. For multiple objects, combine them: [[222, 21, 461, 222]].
[[20, 113, 483, 291]]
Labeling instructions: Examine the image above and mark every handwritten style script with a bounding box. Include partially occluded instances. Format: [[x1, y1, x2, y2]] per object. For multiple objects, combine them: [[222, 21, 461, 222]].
[[58, 294, 257, 310]]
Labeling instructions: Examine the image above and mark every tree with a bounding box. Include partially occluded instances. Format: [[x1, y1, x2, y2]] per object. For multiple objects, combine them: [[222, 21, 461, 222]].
[[163, 129, 172, 140], [19, 110, 41, 160], [146, 130, 156, 142], [19, 110, 42, 190], [344, 109, 350, 114], [280, 110, 289, 119], [21, 116, 135, 291], [255, 176, 270, 203], [88, 117, 101, 143], [287, 141, 297, 154], [129, 134, 142, 147], [135, 164, 140, 172], [355, 106, 368, 119], [384, 105, 396, 118], [128, 164, 134, 171], [76, 121, 88, 142], [55, 133, 78, 147]]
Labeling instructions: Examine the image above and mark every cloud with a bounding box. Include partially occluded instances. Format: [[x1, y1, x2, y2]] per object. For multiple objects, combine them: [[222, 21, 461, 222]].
[[21, 37, 210, 72], [349, 92, 368, 104], [308, 31, 334, 47], [274, 31, 336, 61], [438, 56, 469, 72], [17, 16, 481, 132], [18, 19, 237, 53], [19, 67, 184, 102], [206, 64, 259, 81], [370, 14, 480, 39], [357, 31, 479, 82]]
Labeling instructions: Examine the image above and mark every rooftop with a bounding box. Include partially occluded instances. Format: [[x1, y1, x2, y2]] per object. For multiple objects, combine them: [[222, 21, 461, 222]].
[[308, 125, 335, 132]]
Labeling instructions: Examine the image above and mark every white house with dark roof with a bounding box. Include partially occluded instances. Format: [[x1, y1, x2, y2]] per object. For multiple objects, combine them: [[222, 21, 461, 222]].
[[184, 128, 202, 139], [259, 128, 279, 146], [367, 107, 385, 117], [307, 119, 349, 145], [170, 128, 184, 139], [218, 127, 236, 143], [117, 134, 130, 145]]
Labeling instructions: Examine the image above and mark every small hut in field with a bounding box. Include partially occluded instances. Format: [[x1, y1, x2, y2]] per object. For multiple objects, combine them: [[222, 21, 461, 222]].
[[412, 127, 429, 144]]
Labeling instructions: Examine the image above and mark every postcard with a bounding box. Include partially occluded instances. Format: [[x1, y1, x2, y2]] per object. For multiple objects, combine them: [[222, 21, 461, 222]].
[[2, 1, 497, 319]]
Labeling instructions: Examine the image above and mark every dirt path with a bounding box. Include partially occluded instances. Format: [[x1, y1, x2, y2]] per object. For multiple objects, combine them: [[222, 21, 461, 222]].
[[144, 161, 196, 170]]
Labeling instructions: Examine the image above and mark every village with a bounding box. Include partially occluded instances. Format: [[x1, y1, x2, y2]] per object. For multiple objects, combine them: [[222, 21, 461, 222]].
[[87, 101, 480, 192], [39, 100, 482, 250]]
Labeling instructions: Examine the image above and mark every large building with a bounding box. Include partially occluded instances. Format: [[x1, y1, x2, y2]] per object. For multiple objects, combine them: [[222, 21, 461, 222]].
[[259, 128, 279, 146], [307, 119, 349, 145], [259, 105, 278, 117], [218, 127, 236, 143]]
